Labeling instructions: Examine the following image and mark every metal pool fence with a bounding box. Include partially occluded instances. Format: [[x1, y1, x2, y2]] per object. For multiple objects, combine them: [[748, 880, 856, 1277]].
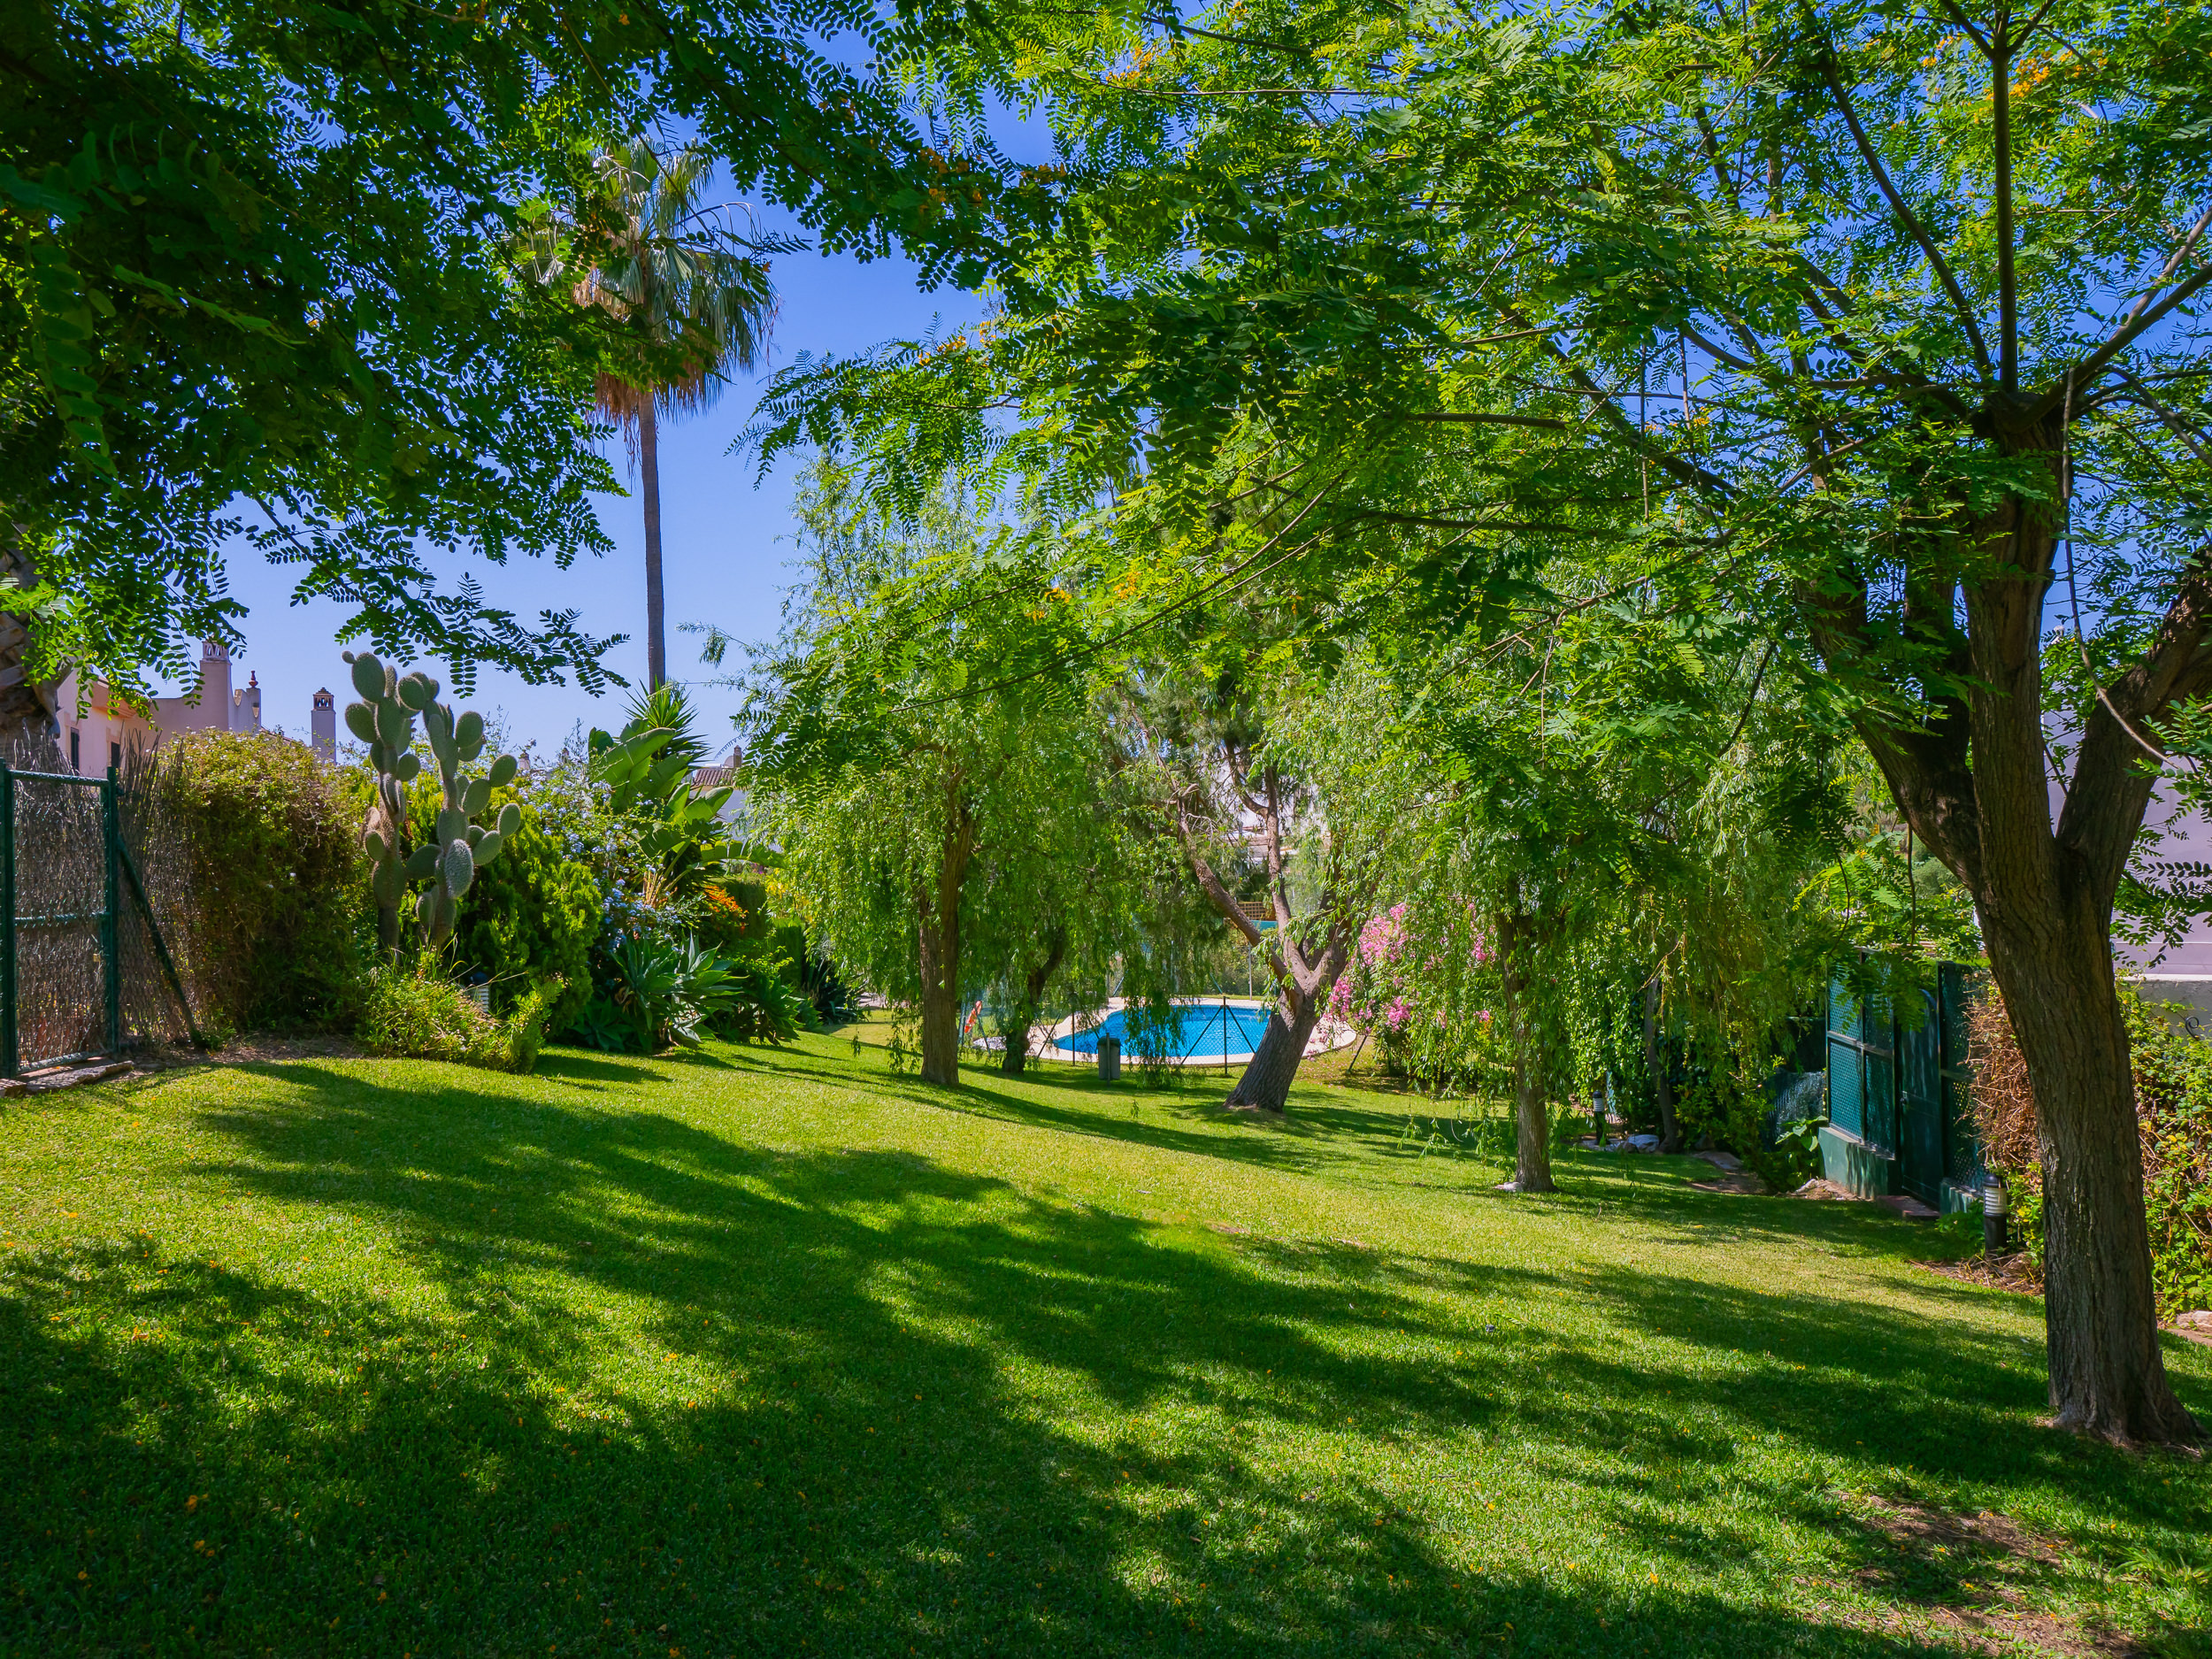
[[0, 757, 199, 1076], [1046, 999, 1270, 1071]]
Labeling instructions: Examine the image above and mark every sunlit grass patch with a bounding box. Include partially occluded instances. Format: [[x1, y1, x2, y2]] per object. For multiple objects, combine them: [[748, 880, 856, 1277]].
[[1, 1028, 2206, 1656]]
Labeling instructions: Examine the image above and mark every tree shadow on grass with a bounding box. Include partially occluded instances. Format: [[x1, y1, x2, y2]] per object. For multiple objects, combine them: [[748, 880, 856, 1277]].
[[5, 1060, 2206, 1655], [687, 1042, 1348, 1178]]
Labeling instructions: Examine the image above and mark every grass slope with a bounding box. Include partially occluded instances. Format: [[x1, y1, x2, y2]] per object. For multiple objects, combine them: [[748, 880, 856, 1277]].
[[2, 1024, 2207, 1657]]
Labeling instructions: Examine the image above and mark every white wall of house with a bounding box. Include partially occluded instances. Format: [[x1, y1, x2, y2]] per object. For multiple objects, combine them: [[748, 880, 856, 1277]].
[[50, 641, 271, 777]]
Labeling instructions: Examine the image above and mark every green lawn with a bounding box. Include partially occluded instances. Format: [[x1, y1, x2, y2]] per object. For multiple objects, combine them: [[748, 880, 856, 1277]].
[[3, 1024, 2207, 1657]]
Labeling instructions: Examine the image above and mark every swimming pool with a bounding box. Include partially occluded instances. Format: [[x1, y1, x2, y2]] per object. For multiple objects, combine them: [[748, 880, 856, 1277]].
[[1050, 1001, 1276, 1061]]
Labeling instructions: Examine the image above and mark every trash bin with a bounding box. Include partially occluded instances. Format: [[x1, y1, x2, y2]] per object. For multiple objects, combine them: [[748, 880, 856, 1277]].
[[1097, 1034, 1121, 1083]]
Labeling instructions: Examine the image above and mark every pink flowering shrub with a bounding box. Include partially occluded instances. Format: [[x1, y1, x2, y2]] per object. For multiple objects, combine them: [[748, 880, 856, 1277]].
[[1329, 903, 1496, 1075]]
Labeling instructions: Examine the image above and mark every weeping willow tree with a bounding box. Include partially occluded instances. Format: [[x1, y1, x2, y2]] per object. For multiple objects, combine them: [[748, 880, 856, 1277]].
[[737, 459, 1150, 1085], [1352, 554, 1857, 1192]]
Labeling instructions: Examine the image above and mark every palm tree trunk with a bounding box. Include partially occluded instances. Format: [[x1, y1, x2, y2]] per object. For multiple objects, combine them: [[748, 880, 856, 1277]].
[[640, 398, 666, 689]]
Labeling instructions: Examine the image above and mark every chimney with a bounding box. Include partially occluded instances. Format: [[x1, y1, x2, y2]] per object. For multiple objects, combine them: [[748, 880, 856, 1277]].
[[311, 687, 335, 760], [232, 669, 262, 733], [196, 639, 232, 733]]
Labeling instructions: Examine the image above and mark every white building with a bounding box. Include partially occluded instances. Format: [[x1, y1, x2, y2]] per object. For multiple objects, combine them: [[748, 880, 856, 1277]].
[[49, 640, 291, 776]]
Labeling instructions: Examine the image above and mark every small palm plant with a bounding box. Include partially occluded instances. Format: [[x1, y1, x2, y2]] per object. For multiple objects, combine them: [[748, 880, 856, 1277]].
[[540, 140, 780, 688]]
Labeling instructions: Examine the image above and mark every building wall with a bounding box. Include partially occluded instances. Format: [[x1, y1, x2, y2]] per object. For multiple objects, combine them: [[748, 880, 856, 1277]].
[[50, 641, 273, 777], [50, 669, 157, 777]]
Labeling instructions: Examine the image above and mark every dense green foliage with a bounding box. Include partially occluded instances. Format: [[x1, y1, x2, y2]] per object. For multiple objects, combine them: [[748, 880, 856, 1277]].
[[356, 964, 560, 1075], [547, 686, 814, 1052], [2, 1035, 2206, 1655], [159, 730, 364, 1034], [416, 787, 597, 1034], [2, 0, 1040, 697]]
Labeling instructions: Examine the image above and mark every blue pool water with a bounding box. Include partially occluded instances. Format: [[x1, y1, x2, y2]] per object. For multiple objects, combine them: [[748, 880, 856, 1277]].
[[1051, 1002, 1276, 1058]]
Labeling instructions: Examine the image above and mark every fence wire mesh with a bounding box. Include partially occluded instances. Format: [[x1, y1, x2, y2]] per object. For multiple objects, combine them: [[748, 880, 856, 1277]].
[[115, 742, 202, 1051], [10, 767, 106, 1068], [4, 733, 199, 1072]]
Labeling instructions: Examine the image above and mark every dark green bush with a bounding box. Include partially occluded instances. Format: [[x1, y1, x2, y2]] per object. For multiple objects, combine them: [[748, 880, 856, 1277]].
[[165, 731, 365, 1033], [404, 785, 596, 1033]]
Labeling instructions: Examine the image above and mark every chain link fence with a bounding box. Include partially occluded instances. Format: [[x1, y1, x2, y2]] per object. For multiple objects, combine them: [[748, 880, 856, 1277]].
[[2, 735, 200, 1075]]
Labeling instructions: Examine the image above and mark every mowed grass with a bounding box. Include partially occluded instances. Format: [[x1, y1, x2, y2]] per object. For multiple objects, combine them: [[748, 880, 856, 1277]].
[[2, 1022, 2208, 1658]]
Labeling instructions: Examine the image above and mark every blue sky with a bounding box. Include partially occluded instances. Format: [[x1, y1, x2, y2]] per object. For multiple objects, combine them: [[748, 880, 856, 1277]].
[[165, 212, 999, 761]]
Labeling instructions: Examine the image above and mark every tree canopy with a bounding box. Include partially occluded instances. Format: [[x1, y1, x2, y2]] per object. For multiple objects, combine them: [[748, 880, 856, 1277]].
[[1, 0, 1050, 699], [755, 0, 2212, 1443]]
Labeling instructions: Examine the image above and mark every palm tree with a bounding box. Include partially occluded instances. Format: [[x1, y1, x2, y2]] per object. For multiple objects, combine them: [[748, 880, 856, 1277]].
[[565, 140, 777, 688]]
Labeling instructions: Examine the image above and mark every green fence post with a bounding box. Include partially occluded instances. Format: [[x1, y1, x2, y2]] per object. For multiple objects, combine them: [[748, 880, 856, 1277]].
[[0, 759, 14, 1079], [103, 765, 122, 1057]]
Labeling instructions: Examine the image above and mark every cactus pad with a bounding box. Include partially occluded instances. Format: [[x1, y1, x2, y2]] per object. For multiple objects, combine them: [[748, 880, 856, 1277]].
[[441, 840, 475, 898], [349, 654, 385, 701]]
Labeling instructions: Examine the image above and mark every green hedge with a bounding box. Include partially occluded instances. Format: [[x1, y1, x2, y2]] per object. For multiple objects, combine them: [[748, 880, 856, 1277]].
[[165, 732, 365, 1033]]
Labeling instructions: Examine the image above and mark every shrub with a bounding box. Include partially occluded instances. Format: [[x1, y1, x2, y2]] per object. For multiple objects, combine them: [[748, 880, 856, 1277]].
[[358, 967, 498, 1066], [1325, 904, 1502, 1094], [357, 964, 562, 1074], [695, 880, 772, 956], [1969, 983, 2212, 1313], [407, 785, 596, 1033], [498, 978, 564, 1074], [713, 953, 810, 1044], [567, 933, 810, 1052], [161, 731, 365, 1033]]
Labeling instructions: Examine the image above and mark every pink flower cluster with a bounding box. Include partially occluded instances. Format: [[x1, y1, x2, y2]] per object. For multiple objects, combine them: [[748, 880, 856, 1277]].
[[1329, 904, 1492, 1055]]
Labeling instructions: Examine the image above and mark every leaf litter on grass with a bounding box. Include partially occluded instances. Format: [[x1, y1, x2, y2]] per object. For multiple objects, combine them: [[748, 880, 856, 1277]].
[[1816, 1493, 2163, 1658]]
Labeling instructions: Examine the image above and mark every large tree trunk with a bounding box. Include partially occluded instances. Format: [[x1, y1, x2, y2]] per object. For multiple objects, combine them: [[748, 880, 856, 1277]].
[[1225, 992, 1321, 1112], [915, 800, 976, 1087], [1981, 876, 2200, 1443], [640, 399, 666, 690], [1642, 976, 1682, 1154], [1842, 449, 2201, 1445], [1497, 905, 1555, 1192], [1001, 927, 1066, 1076]]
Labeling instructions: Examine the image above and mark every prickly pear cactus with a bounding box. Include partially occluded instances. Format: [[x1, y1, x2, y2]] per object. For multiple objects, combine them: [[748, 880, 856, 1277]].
[[344, 651, 426, 961], [342, 652, 520, 957], [412, 688, 520, 949]]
